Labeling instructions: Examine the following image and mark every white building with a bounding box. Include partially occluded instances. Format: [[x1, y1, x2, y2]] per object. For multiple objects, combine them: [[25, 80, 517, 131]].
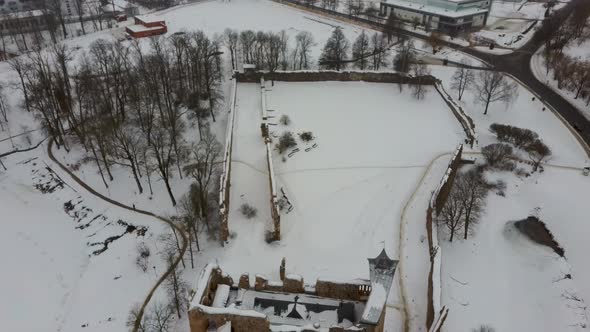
[[380, 0, 492, 34]]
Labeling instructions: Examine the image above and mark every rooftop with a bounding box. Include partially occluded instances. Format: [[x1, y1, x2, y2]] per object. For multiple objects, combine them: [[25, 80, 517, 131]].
[[126, 24, 166, 33], [383, 0, 489, 18], [225, 288, 366, 329]]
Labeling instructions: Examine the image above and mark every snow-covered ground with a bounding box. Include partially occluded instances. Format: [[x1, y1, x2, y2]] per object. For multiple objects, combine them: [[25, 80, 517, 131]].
[[1, 0, 590, 331], [434, 65, 588, 166], [440, 167, 590, 332], [472, 0, 566, 50], [423, 65, 590, 332], [0, 148, 169, 332], [157, 0, 369, 57]]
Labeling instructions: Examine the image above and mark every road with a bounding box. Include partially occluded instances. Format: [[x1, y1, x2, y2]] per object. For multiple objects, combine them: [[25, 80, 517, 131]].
[[456, 0, 590, 149], [280, 0, 590, 150]]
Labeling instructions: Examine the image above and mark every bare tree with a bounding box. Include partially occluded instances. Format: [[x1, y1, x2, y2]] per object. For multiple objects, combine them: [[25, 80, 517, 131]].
[[127, 304, 149, 332], [473, 71, 518, 115], [352, 30, 370, 70], [370, 32, 388, 70], [293, 31, 315, 70], [439, 185, 465, 242], [223, 28, 239, 70], [162, 249, 189, 319], [456, 169, 488, 240], [73, 0, 87, 35], [8, 57, 32, 113], [183, 131, 221, 228], [178, 188, 202, 268], [411, 62, 431, 100], [393, 39, 415, 73], [148, 301, 174, 332], [481, 143, 513, 168], [450, 62, 474, 101], [526, 140, 551, 171]]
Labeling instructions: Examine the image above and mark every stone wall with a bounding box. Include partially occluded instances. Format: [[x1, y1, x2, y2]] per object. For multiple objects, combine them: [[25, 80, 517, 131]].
[[199, 267, 234, 307], [425, 145, 463, 330], [316, 279, 371, 301], [235, 70, 438, 85], [433, 83, 476, 147], [189, 309, 270, 332], [236, 70, 438, 85], [260, 78, 282, 242], [219, 78, 238, 244]]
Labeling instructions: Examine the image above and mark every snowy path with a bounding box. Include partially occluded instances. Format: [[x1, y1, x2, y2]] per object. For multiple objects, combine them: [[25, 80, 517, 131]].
[[45, 140, 188, 332]]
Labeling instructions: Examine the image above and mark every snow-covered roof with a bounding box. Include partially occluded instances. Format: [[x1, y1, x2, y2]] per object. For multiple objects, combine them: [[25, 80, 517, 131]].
[[190, 262, 218, 308], [126, 24, 165, 33], [212, 284, 230, 308], [0, 9, 44, 20], [383, 0, 489, 18], [135, 14, 164, 24], [360, 283, 386, 324]]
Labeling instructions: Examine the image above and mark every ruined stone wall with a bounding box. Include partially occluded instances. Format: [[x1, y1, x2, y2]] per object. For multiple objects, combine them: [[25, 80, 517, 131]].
[[199, 267, 234, 307], [219, 78, 238, 244], [189, 309, 270, 332], [236, 71, 438, 85], [425, 145, 463, 330], [433, 83, 476, 147], [316, 279, 371, 301]]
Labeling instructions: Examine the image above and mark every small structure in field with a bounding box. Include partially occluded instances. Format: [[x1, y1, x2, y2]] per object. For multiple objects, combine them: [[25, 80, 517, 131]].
[[126, 15, 167, 39], [189, 250, 398, 332]]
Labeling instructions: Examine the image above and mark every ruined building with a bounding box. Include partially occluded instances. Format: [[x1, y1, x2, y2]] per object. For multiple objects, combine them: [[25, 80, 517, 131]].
[[188, 250, 398, 332]]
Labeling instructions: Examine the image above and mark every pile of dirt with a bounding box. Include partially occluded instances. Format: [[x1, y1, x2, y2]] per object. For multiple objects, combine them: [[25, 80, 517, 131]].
[[514, 216, 565, 257]]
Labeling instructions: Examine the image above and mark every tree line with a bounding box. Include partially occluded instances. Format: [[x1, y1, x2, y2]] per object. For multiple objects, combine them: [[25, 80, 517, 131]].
[[538, 0, 590, 106], [9, 31, 224, 214]]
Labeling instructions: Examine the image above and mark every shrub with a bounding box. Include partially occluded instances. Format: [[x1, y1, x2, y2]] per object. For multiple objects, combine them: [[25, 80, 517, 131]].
[[136, 242, 151, 272], [277, 131, 297, 153], [488, 179, 507, 197], [525, 139, 551, 171], [280, 115, 291, 126], [299, 131, 314, 142], [277, 197, 289, 211], [240, 203, 258, 219], [482, 143, 513, 168], [489, 123, 539, 149], [472, 325, 495, 332]]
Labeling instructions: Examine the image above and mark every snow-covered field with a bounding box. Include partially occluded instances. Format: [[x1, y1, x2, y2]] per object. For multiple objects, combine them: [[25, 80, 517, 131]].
[[223, 81, 463, 279]]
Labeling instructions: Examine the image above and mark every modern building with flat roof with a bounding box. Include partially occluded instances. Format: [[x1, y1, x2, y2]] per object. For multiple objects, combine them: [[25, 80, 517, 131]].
[[380, 0, 492, 34]]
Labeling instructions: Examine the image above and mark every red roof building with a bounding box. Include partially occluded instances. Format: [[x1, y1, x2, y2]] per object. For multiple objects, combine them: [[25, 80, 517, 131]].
[[126, 15, 167, 38]]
